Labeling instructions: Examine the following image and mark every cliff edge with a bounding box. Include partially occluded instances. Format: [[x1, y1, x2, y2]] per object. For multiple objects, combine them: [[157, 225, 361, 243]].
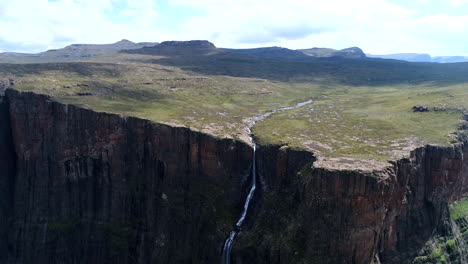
[[0, 89, 467, 263], [0, 89, 252, 263]]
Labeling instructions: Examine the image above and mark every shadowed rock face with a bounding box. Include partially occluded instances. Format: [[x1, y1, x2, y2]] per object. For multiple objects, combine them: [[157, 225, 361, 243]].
[[223, 47, 309, 60], [124, 40, 217, 56], [0, 89, 252, 264], [232, 144, 468, 264], [157, 40, 216, 49], [0, 90, 467, 264], [0, 96, 16, 258]]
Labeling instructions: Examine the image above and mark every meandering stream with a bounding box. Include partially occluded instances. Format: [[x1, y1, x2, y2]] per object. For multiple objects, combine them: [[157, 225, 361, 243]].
[[221, 99, 313, 264]]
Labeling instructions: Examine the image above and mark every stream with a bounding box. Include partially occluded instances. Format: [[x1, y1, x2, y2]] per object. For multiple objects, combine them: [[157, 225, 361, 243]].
[[221, 99, 313, 264]]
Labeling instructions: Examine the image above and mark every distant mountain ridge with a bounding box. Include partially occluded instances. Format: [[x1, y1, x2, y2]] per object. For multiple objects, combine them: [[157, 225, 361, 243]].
[[222, 47, 309, 60], [124, 40, 217, 56], [46, 39, 157, 55], [368, 53, 468, 63], [2, 39, 467, 64], [0, 40, 158, 63], [122, 41, 371, 65], [219, 46, 367, 61]]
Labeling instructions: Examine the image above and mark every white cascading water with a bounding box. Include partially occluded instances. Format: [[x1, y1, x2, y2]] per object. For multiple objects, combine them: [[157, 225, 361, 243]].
[[221, 99, 313, 264]]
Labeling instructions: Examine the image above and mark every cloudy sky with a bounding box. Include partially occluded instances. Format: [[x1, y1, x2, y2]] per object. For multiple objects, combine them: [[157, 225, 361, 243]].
[[0, 0, 467, 55]]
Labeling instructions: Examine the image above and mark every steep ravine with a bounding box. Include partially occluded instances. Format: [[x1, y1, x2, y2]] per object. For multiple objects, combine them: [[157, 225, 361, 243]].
[[222, 100, 313, 264], [0, 89, 467, 264]]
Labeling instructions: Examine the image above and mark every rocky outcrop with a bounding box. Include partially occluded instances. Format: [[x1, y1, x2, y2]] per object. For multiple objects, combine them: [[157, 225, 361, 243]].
[[0, 89, 467, 263], [333, 47, 366, 59], [412, 105, 429, 112], [0, 79, 15, 95], [0, 89, 252, 264], [299, 47, 366, 59], [124, 40, 217, 56]]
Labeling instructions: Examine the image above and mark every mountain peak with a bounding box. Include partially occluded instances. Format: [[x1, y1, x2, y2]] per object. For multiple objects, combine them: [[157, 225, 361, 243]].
[[335, 47, 366, 58], [299, 47, 366, 59], [116, 39, 134, 44], [123, 40, 217, 56], [158, 40, 216, 49]]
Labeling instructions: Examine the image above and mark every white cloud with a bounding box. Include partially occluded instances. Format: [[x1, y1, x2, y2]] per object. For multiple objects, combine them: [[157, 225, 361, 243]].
[[448, 0, 468, 6], [0, 0, 167, 52], [167, 0, 468, 55], [0, 0, 467, 56], [166, 0, 408, 47]]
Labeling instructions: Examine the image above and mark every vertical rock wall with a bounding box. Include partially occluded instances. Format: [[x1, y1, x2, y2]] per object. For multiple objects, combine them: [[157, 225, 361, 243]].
[[1, 89, 467, 264], [0, 95, 16, 261], [233, 143, 468, 264], [2, 89, 252, 264]]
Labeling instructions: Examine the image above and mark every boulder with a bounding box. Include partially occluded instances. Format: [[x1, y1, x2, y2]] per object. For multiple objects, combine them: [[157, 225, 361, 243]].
[[412, 105, 429, 112]]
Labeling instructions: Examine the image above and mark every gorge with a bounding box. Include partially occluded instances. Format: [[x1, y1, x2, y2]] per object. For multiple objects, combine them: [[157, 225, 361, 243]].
[[0, 88, 467, 263], [222, 99, 313, 264]]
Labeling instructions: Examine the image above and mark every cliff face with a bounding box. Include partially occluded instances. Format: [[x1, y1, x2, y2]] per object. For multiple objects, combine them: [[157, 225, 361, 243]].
[[0, 95, 16, 257], [0, 90, 252, 264], [0, 89, 467, 264], [232, 143, 468, 263]]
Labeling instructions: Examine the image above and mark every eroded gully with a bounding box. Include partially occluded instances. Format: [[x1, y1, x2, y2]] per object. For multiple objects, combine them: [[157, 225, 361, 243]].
[[221, 99, 313, 264]]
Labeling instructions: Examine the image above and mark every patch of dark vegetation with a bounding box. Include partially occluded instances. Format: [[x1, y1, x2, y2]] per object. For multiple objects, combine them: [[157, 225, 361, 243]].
[[126, 48, 468, 86], [222, 47, 309, 60], [0, 62, 124, 77], [412, 199, 468, 263], [457, 120, 468, 143], [76, 92, 93, 96]]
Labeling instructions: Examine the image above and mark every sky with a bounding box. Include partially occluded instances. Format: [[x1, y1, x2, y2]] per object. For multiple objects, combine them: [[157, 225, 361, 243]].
[[0, 0, 467, 56]]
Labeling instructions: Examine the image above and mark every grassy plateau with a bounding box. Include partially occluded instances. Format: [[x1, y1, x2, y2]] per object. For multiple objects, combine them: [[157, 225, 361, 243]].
[[1, 41, 467, 170]]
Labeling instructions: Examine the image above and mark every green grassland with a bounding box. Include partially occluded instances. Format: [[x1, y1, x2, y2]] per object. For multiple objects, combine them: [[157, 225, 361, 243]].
[[254, 83, 466, 163], [1, 48, 467, 169]]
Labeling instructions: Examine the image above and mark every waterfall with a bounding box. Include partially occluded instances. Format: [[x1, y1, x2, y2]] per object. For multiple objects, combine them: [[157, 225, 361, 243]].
[[221, 99, 313, 264]]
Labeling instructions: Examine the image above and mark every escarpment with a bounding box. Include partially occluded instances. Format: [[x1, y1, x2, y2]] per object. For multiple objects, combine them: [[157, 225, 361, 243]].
[[232, 143, 468, 263], [0, 89, 467, 264], [0, 89, 253, 264]]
